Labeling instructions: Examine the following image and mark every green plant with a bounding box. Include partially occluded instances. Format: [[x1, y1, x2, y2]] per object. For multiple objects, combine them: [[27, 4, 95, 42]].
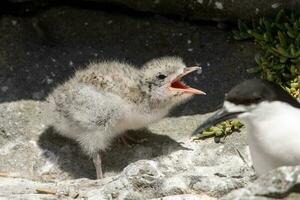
[[234, 9, 300, 98], [194, 10, 300, 140], [192, 119, 243, 141]]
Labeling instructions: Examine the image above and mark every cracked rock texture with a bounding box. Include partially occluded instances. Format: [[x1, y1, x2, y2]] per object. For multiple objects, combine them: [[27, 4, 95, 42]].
[[1, 3, 299, 200], [222, 166, 300, 200], [0, 100, 255, 199]]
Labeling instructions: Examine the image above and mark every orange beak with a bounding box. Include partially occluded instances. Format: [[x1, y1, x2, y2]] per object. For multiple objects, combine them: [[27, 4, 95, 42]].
[[169, 66, 206, 95]]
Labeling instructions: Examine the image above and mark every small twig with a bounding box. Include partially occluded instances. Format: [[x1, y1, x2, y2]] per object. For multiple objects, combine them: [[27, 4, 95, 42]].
[[36, 188, 57, 195], [0, 172, 8, 177]]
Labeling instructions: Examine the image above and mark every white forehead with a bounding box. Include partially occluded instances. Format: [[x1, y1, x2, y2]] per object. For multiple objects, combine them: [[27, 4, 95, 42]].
[[224, 101, 251, 112], [223, 101, 257, 120]]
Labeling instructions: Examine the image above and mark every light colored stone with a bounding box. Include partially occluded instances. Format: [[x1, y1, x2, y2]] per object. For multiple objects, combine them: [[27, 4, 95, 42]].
[[151, 194, 217, 200], [222, 166, 300, 199], [0, 100, 254, 199]]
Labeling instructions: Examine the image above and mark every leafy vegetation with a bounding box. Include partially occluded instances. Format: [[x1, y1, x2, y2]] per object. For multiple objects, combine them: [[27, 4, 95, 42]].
[[192, 119, 243, 142], [234, 10, 300, 98], [194, 10, 300, 140]]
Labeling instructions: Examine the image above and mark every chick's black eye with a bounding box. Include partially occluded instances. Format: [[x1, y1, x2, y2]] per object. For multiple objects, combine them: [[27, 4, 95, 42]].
[[157, 74, 167, 80]]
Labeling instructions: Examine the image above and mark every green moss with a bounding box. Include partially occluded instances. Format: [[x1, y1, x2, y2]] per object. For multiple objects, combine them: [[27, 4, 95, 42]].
[[192, 119, 243, 141], [234, 9, 300, 98]]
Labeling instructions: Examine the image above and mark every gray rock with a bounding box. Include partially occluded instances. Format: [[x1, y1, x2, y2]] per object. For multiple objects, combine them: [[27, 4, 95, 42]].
[[150, 194, 217, 200], [0, 177, 56, 200], [91, 0, 292, 22], [5, 0, 300, 22], [222, 166, 300, 200], [0, 100, 255, 199]]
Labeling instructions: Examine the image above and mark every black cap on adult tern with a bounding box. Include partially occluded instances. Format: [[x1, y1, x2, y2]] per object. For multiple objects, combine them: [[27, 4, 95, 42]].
[[192, 78, 300, 136]]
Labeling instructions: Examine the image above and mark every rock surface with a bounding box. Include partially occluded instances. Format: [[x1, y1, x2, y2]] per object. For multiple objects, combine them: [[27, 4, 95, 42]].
[[222, 166, 300, 200], [0, 100, 255, 199], [3, 0, 300, 22], [85, 0, 299, 22]]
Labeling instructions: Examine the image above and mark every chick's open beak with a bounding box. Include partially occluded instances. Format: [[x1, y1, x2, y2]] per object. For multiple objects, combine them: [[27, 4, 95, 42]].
[[169, 66, 206, 95]]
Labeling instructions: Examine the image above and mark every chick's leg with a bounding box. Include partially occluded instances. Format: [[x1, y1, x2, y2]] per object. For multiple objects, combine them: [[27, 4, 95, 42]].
[[92, 151, 103, 179]]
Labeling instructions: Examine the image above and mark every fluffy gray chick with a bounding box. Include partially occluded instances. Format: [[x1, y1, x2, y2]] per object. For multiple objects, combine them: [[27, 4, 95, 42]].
[[48, 56, 205, 179]]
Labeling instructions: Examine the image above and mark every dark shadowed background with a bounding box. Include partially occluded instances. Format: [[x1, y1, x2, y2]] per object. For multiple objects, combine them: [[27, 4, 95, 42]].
[[0, 1, 258, 116]]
